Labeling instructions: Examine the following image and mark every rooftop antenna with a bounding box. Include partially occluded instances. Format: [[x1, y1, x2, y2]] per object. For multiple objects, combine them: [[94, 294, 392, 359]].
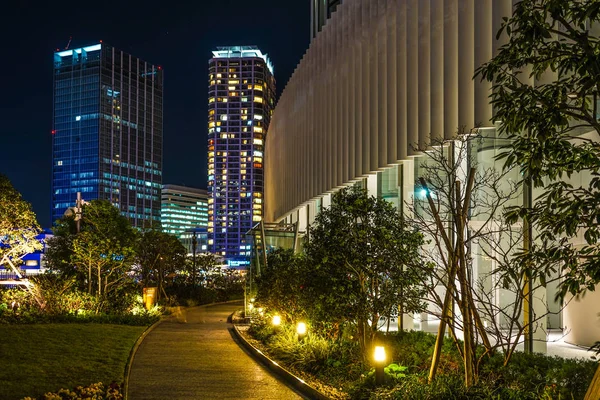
[[64, 36, 72, 50]]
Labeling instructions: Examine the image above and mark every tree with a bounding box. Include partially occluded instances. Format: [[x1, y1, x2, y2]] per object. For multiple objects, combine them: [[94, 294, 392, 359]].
[[304, 186, 428, 357], [194, 252, 222, 285], [46, 200, 137, 307], [409, 132, 553, 386], [475, 2, 600, 396], [255, 248, 307, 323], [476, 0, 600, 300], [135, 229, 187, 301], [0, 174, 42, 281]]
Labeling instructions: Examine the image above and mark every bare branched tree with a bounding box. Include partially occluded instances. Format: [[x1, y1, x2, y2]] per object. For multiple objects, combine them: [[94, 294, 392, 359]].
[[408, 130, 566, 387]]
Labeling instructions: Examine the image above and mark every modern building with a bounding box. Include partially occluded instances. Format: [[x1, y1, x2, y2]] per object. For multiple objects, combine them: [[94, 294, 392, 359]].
[[161, 184, 209, 253], [207, 46, 276, 263], [265, 0, 600, 352], [0, 230, 53, 286], [310, 0, 343, 38], [52, 43, 163, 228]]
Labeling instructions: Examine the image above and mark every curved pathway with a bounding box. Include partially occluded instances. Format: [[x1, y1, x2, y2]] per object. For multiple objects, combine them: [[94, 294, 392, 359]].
[[127, 300, 303, 400]]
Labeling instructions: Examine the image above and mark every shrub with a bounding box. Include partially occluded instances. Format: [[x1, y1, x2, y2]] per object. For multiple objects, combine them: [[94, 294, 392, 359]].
[[245, 325, 597, 400], [21, 381, 123, 400]]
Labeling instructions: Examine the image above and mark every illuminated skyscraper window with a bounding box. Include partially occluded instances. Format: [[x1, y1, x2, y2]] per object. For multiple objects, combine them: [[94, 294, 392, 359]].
[[207, 46, 276, 262]]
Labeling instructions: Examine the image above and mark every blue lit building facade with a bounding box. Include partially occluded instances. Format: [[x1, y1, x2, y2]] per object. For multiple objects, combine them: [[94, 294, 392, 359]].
[[52, 43, 163, 227], [207, 46, 276, 262]]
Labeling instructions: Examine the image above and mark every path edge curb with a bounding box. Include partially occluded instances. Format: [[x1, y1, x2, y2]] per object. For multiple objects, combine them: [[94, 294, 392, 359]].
[[230, 321, 331, 400]]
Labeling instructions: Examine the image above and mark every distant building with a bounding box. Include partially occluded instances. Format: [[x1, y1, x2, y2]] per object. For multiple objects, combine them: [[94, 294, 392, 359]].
[[207, 46, 276, 263], [0, 230, 53, 285], [310, 0, 342, 38], [161, 185, 208, 253], [52, 43, 163, 228]]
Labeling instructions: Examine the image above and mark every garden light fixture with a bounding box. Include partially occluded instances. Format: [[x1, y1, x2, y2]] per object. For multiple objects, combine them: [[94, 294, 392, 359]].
[[272, 315, 281, 326], [374, 346, 386, 385], [296, 322, 307, 341]]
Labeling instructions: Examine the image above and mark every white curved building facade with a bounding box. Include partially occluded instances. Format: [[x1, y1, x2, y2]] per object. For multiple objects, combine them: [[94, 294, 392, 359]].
[[265, 0, 600, 350], [266, 0, 515, 223]]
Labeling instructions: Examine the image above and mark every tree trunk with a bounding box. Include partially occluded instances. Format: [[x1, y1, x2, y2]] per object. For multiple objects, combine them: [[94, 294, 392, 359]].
[[97, 267, 102, 297], [88, 264, 92, 294], [585, 363, 600, 400]]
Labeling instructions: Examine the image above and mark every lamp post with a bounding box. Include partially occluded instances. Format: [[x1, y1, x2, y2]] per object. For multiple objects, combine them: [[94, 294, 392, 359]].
[[192, 231, 197, 286]]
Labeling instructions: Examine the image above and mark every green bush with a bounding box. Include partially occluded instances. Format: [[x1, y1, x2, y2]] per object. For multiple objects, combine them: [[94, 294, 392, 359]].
[[245, 323, 596, 400], [21, 381, 123, 400]]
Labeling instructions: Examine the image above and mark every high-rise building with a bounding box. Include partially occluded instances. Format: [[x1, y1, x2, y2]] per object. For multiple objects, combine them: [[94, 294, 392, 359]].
[[161, 184, 209, 253], [207, 46, 276, 263], [310, 0, 342, 38], [52, 43, 163, 228]]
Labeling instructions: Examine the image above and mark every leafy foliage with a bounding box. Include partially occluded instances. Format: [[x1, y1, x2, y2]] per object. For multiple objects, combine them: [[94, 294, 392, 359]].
[[46, 200, 137, 309], [22, 382, 123, 400], [475, 0, 600, 300], [255, 248, 307, 323], [303, 186, 428, 356], [0, 174, 42, 272], [135, 228, 187, 301], [245, 323, 596, 400]]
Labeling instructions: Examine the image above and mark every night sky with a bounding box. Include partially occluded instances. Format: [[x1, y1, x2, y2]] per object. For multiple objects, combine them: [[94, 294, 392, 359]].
[[1, 0, 309, 227]]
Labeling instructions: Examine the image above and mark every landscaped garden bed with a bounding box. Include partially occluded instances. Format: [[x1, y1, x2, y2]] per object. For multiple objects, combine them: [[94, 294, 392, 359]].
[[241, 312, 597, 400]]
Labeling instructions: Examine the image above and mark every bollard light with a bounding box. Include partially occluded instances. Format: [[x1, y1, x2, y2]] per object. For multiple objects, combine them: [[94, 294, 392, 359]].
[[374, 346, 386, 363], [296, 322, 307, 341], [374, 346, 386, 385], [272, 315, 281, 326]]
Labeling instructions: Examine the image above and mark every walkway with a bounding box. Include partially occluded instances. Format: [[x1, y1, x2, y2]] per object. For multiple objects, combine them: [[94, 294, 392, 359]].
[[127, 301, 304, 400]]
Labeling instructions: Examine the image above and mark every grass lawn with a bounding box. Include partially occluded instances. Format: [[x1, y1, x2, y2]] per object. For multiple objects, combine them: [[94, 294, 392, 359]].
[[0, 324, 147, 400]]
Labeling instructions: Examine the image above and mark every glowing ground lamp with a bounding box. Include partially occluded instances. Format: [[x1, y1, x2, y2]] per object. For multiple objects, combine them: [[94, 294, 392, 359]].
[[296, 322, 307, 341], [272, 315, 281, 327], [374, 346, 386, 385]]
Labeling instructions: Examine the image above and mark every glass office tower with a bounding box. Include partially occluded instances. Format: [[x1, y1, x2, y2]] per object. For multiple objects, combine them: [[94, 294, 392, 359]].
[[207, 46, 275, 264], [52, 43, 163, 228]]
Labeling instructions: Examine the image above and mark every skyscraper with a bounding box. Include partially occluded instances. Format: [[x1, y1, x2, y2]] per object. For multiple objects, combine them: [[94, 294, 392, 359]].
[[52, 43, 163, 228], [207, 46, 275, 263], [311, 0, 342, 39]]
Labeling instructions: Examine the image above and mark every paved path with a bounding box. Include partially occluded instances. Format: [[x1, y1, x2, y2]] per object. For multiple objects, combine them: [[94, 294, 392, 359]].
[[127, 301, 304, 400]]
